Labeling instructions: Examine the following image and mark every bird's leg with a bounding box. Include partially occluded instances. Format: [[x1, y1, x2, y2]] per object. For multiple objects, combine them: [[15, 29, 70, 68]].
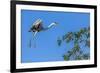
[[28, 31, 36, 48], [33, 39, 36, 48], [29, 39, 31, 48], [33, 31, 38, 38], [30, 31, 38, 48]]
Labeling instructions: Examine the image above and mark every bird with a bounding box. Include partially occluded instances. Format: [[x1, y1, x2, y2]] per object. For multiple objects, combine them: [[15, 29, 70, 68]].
[[28, 19, 58, 37], [28, 19, 58, 48]]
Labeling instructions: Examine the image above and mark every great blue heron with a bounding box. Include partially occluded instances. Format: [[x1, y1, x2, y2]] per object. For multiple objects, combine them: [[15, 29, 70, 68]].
[[28, 19, 58, 48]]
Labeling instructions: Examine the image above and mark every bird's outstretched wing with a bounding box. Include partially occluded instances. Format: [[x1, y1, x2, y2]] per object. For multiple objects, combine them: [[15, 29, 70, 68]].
[[33, 19, 42, 26], [29, 19, 43, 32]]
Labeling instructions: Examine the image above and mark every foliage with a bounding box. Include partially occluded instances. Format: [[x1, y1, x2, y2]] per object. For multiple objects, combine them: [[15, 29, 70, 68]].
[[57, 27, 90, 61]]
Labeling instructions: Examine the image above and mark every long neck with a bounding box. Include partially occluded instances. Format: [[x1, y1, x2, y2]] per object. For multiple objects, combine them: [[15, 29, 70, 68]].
[[47, 23, 55, 28], [43, 23, 56, 31]]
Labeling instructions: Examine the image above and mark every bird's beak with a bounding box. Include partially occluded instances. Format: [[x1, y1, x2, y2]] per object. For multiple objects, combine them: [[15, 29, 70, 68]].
[[55, 22, 58, 26]]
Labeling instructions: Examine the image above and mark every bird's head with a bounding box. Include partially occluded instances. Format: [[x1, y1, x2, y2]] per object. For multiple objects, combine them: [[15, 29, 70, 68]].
[[51, 22, 58, 26]]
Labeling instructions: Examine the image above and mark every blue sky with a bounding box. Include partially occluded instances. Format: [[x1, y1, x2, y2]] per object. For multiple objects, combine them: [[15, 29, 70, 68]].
[[21, 9, 90, 63]]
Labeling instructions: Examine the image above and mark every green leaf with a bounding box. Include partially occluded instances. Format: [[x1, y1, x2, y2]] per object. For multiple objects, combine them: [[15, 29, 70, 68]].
[[63, 55, 69, 61], [75, 56, 82, 60], [63, 32, 74, 43]]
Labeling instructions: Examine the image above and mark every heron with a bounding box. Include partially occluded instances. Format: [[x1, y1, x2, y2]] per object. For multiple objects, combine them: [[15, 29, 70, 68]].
[[28, 19, 58, 47], [29, 19, 58, 37]]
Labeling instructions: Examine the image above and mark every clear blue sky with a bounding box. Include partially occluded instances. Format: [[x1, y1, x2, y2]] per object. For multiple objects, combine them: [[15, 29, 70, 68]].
[[21, 9, 90, 63]]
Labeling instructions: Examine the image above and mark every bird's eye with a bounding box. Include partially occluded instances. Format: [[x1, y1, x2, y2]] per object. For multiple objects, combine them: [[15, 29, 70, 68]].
[[55, 22, 58, 24]]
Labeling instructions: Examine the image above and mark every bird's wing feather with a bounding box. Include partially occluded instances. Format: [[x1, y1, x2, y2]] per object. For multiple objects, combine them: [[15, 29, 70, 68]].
[[31, 19, 43, 29], [29, 19, 42, 31], [33, 19, 42, 26]]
